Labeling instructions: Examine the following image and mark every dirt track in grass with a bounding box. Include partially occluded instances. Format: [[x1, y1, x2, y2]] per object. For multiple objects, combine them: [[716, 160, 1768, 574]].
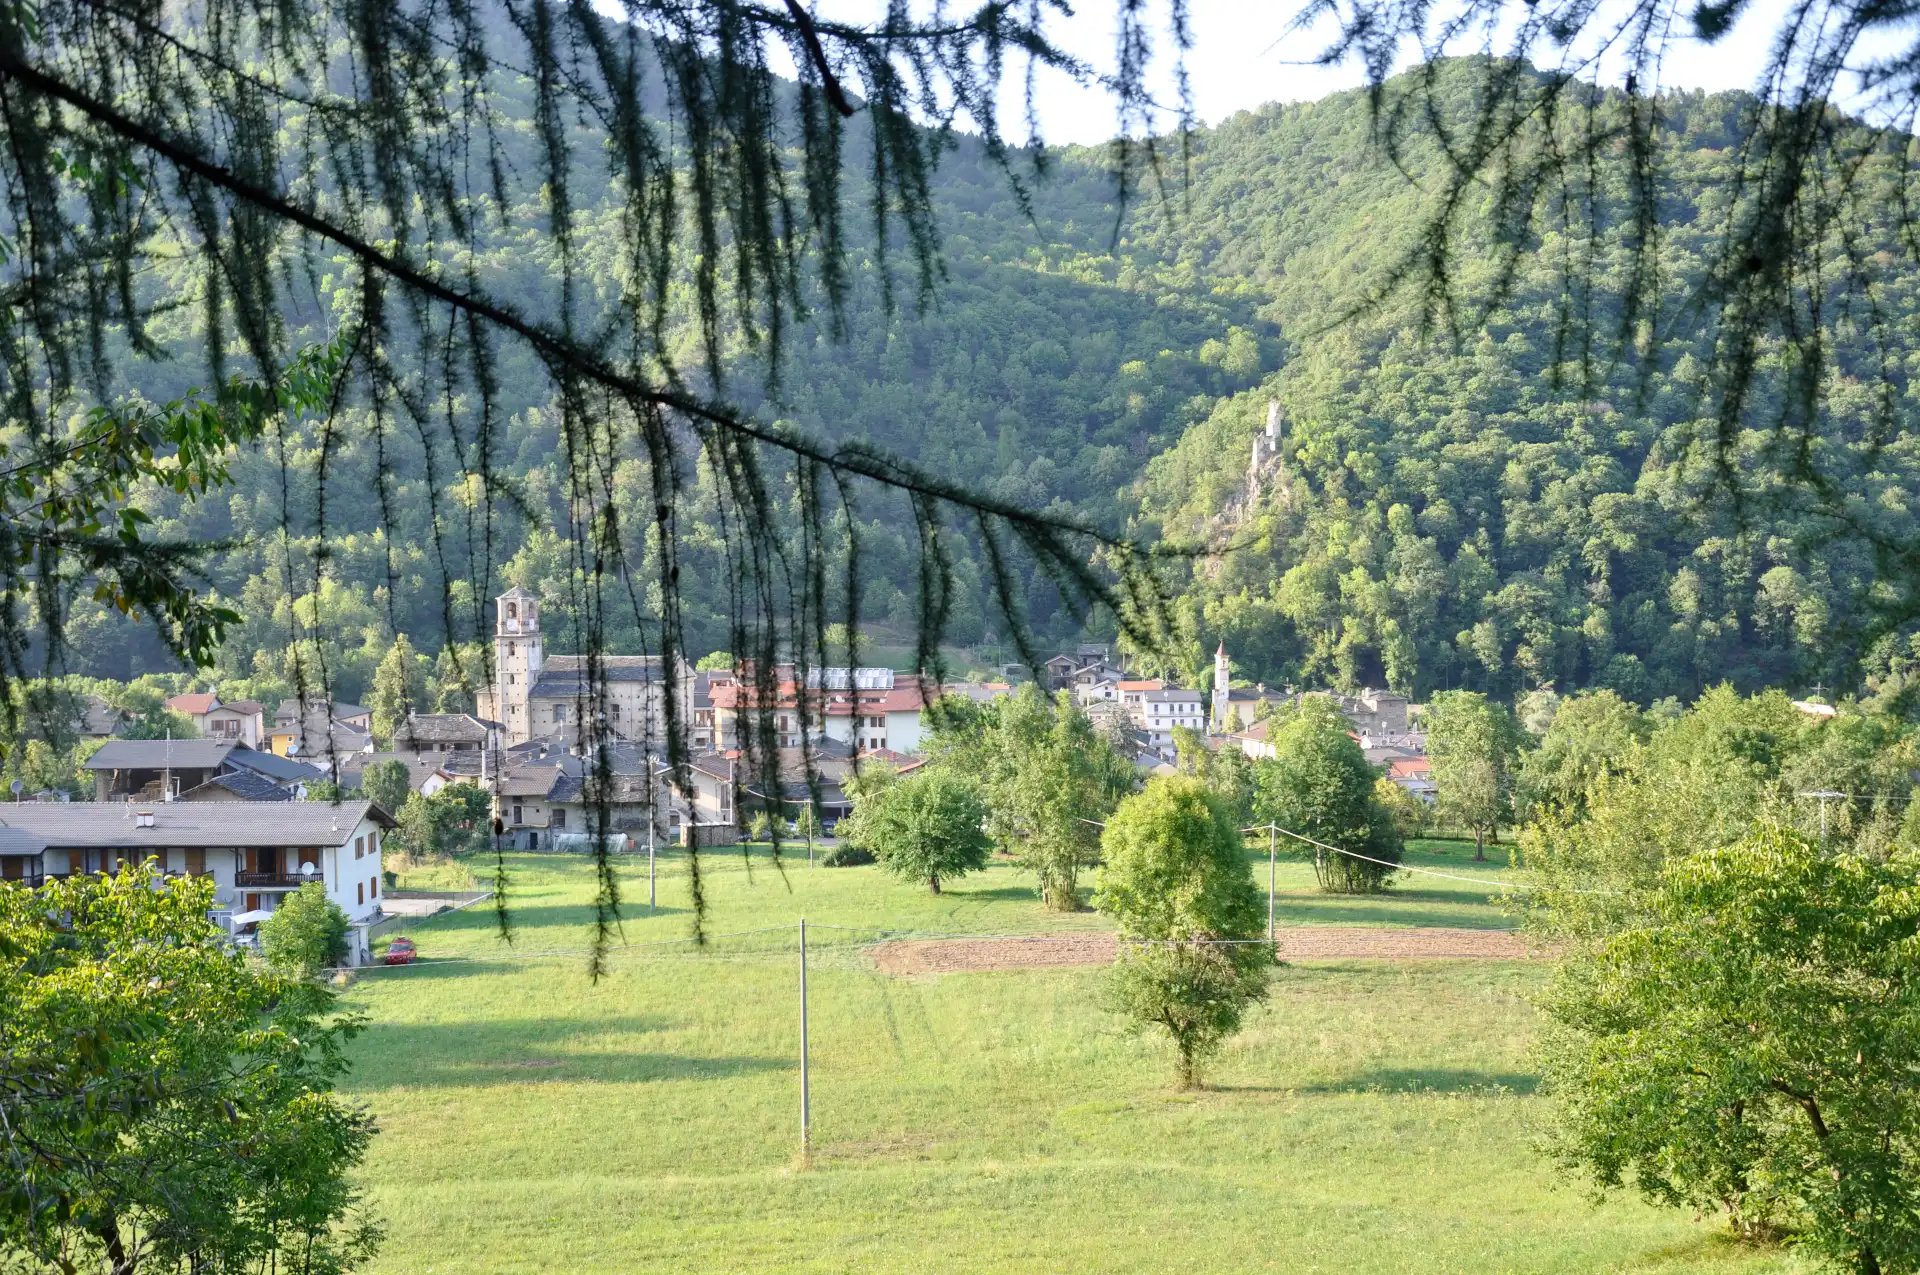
[[868, 927, 1538, 975]]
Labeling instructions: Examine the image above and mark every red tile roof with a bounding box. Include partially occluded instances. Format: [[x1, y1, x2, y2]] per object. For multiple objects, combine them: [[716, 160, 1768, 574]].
[[166, 693, 219, 715]]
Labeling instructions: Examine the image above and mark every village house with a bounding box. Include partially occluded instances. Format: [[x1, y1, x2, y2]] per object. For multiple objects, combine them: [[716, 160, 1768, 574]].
[[84, 739, 321, 803], [268, 699, 374, 759], [706, 664, 931, 755], [942, 680, 1014, 705], [1140, 687, 1207, 751], [73, 695, 130, 739], [1042, 644, 1123, 691], [165, 693, 268, 747], [392, 711, 499, 754], [337, 751, 467, 799], [690, 671, 718, 750], [679, 741, 922, 844], [0, 801, 393, 962]]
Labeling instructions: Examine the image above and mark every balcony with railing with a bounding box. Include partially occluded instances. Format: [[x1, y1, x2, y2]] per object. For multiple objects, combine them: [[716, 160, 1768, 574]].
[[235, 869, 320, 889]]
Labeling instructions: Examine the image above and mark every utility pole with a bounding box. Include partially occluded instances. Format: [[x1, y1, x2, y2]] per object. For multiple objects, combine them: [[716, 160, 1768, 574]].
[[1800, 790, 1845, 838], [647, 816, 657, 911], [1267, 823, 1277, 952], [798, 917, 812, 1167]]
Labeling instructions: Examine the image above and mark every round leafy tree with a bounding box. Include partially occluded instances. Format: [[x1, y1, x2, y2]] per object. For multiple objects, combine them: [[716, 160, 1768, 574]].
[[0, 866, 379, 1270], [1099, 775, 1271, 1088], [1253, 698, 1402, 892], [859, 769, 992, 894], [1541, 822, 1920, 1272], [260, 881, 351, 976]]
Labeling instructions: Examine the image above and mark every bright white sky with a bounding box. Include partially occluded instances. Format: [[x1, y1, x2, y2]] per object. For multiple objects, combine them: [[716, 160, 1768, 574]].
[[780, 0, 1835, 146]]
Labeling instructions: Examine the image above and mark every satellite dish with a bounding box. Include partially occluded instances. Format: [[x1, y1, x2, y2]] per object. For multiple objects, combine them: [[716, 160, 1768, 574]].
[[302, 861, 316, 876], [8, 779, 21, 795]]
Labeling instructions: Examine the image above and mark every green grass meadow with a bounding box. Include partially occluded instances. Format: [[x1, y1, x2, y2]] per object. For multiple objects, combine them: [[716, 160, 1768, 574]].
[[339, 843, 1804, 1274]]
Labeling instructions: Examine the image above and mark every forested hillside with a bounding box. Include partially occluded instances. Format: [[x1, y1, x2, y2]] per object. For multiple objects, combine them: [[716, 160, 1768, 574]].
[[1127, 73, 1920, 704], [69, 61, 1920, 708]]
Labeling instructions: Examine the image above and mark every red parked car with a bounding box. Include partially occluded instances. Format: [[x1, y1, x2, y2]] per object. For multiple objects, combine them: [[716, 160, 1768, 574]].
[[383, 937, 417, 966]]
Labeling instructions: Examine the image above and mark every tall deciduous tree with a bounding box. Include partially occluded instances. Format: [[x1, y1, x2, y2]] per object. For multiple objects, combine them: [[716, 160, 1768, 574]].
[[360, 758, 414, 820], [0, 866, 380, 1272], [1252, 698, 1402, 892], [1098, 775, 1271, 1088], [948, 686, 1134, 911], [368, 635, 427, 746], [1517, 690, 1649, 819], [260, 881, 352, 976], [1540, 823, 1920, 1272], [1426, 691, 1523, 860]]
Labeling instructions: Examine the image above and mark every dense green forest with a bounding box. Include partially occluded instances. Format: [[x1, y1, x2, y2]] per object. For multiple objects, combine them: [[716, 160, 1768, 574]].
[[57, 61, 1920, 708]]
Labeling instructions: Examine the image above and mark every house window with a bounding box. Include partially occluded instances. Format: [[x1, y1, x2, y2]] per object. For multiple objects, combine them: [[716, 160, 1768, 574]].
[[185, 848, 205, 876], [369, 832, 378, 856], [357, 882, 364, 904], [354, 835, 365, 860], [371, 877, 378, 898], [512, 803, 524, 824], [554, 809, 568, 830], [554, 703, 566, 724], [611, 703, 621, 721]]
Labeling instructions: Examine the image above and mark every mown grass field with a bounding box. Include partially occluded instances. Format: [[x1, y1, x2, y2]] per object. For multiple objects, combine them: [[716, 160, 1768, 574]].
[[340, 843, 1804, 1274]]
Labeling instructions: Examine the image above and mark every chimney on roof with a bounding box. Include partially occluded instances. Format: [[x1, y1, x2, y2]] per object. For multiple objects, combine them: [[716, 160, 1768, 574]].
[[135, 811, 155, 828]]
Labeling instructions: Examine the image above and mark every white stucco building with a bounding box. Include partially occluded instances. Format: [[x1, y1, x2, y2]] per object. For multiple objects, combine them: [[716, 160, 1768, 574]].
[[0, 801, 394, 963]]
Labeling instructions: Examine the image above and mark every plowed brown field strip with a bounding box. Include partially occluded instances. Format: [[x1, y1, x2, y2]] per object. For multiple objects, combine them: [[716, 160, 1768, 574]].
[[868, 927, 1537, 975]]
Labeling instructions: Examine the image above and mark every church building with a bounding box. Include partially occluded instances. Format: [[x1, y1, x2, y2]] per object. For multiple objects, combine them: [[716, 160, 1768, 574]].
[[474, 586, 689, 747]]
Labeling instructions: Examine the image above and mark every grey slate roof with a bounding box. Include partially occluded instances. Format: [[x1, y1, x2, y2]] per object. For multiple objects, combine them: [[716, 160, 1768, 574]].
[[529, 655, 666, 694], [82, 740, 322, 783], [273, 698, 370, 724], [178, 771, 297, 802], [0, 799, 395, 851], [76, 696, 127, 737], [498, 766, 567, 798], [1142, 688, 1203, 705], [339, 752, 459, 793], [226, 748, 323, 782], [84, 739, 239, 770], [392, 713, 494, 746]]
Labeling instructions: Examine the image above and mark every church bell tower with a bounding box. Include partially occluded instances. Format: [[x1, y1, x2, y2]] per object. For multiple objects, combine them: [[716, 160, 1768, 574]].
[[1211, 641, 1231, 731], [493, 586, 543, 742]]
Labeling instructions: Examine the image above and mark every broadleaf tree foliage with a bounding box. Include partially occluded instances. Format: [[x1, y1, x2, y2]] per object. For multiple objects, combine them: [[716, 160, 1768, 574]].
[[1291, 0, 1920, 640], [0, 0, 1200, 963], [0, 866, 380, 1273]]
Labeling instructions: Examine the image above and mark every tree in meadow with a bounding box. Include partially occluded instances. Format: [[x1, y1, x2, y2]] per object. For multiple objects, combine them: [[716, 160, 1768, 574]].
[[1253, 698, 1402, 892], [860, 769, 992, 894], [1540, 822, 1920, 1272], [260, 881, 352, 977], [1426, 691, 1524, 860], [1099, 775, 1271, 1089], [980, 688, 1135, 911]]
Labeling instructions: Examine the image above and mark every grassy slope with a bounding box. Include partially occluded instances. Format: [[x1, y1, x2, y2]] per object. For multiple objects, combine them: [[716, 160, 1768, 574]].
[[341, 848, 1800, 1274]]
